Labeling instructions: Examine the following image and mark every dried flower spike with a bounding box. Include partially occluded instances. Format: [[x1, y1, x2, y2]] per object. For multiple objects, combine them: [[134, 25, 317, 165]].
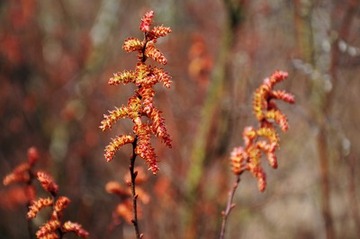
[[3, 163, 30, 186], [62, 221, 90, 238], [140, 10, 154, 32], [35, 220, 61, 238], [36, 171, 59, 195], [27, 197, 53, 219], [100, 10, 172, 174]]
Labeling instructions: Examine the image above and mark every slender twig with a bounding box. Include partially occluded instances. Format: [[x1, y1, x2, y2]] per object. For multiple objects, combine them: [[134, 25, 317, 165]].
[[129, 136, 142, 239], [346, 155, 360, 236], [219, 175, 241, 239]]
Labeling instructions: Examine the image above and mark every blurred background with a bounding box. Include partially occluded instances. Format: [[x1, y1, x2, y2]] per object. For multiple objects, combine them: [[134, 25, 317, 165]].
[[1, 0, 359, 238]]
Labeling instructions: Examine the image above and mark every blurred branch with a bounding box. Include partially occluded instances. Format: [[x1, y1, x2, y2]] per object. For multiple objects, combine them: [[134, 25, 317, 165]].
[[294, 1, 360, 238], [86, 0, 121, 75], [293, 0, 315, 66], [184, 1, 245, 237], [332, 1, 360, 237], [294, 1, 336, 238], [223, 0, 246, 29], [322, 1, 359, 237], [327, 0, 360, 114], [346, 155, 360, 236]]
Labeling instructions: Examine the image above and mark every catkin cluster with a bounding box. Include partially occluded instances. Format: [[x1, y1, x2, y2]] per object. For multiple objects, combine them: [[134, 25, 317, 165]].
[[230, 71, 295, 191], [3, 147, 88, 239], [27, 171, 89, 238]]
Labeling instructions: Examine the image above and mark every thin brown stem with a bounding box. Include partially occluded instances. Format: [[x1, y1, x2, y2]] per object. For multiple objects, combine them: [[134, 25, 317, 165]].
[[346, 155, 360, 236], [219, 175, 241, 239], [129, 136, 142, 239]]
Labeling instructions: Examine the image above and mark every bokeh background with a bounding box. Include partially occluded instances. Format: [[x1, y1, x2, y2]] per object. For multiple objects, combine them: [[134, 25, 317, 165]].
[[1, 0, 359, 238]]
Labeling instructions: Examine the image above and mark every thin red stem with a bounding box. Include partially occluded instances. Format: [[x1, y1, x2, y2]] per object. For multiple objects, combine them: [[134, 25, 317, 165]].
[[219, 175, 241, 239]]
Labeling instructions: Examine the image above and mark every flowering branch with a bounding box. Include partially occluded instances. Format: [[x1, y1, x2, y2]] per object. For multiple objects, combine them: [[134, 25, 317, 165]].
[[27, 171, 89, 239], [100, 10, 172, 238], [3, 147, 38, 239], [3, 147, 88, 239], [220, 71, 295, 238]]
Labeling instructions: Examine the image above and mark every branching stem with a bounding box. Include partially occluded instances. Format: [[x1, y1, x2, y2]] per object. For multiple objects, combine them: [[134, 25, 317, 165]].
[[219, 175, 241, 239]]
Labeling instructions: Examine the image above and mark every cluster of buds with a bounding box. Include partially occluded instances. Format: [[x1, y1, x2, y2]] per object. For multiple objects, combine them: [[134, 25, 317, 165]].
[[100, 10, 172, 174], [230, 71, 295, 192], [3, 147, 88, 239], [106, 167, 150, 225]]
